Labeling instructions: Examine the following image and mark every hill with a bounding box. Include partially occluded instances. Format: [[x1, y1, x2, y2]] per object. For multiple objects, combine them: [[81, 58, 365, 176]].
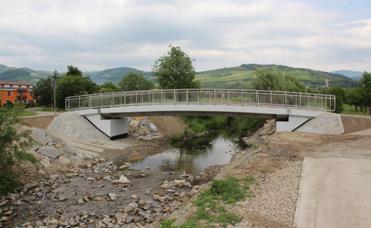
[[0, 64, 358, 89], [0, 67, 49, 84], [86, 67, 152, 84], [0, 65, 152, 85], [331, 70, 362, 81], [197, 64, 358, 89]]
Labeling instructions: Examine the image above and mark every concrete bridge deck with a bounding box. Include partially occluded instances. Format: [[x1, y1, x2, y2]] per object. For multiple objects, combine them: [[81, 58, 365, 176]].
[[65, 89, 336, 138]]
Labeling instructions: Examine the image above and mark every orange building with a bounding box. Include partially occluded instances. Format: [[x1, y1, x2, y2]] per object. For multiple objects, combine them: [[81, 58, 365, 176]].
[[0, 81, 35, 107]]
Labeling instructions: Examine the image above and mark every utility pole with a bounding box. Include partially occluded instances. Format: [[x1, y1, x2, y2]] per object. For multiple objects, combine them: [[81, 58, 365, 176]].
[[51, 71, 58, 115]]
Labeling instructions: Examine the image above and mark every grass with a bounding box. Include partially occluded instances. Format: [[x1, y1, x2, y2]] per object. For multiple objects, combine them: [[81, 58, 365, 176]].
[[18, 110, 37, 116], [160, 176, 255, 228], [342, 104, 368, 116]]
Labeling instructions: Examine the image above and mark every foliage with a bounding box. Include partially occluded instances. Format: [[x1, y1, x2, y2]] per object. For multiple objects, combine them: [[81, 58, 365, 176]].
[[170, 116, 264, 151], [154, 46, 199, 89], [0, 108, 36, 194], [345, 87, 364, 112], [342, 104, 367, 115], [254, 70, 306, 92], [359, 72, 371, 114], [33, 72, 58, 107], [119, 72, 154, 91], [56, 66, 98, 108], [210, 178, 246, 203], [326, 87, 346, 113], [66, 65, 82, 76], [99, 82, 120, 93]]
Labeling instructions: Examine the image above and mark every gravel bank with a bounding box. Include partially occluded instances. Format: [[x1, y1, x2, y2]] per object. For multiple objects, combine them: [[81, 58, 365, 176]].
[[236, 159, 302, 227]]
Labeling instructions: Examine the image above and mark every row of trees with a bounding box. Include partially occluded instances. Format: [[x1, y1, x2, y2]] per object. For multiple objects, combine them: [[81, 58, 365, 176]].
[[254, 70, 371, 114], [34, 46, 198, 109]]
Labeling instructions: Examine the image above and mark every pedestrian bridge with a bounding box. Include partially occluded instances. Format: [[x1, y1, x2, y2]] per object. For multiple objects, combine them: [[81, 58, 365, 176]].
[[65, 89, 336, 139]]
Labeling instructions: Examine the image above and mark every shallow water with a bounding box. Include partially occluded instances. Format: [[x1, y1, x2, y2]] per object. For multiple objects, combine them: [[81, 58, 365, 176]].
[[130, 136, 238, 173]]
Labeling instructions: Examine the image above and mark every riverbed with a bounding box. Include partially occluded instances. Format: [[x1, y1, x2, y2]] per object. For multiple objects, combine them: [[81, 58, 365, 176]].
[[0, 135, 240, 227]]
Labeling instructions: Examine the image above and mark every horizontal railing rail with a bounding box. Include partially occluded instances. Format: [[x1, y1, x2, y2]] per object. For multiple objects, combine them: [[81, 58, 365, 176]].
[[65, 89, 336, 112]]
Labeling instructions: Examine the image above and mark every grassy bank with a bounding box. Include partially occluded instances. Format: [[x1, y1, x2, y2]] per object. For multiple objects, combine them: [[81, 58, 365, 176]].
[[161, 176, 255, 227]]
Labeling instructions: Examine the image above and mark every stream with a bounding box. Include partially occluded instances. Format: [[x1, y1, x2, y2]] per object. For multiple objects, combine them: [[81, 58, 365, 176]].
[[129, 136, 239, 173]]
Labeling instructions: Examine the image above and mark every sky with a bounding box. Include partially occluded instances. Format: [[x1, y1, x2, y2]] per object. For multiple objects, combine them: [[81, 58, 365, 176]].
[[0, 0, 370, 72]]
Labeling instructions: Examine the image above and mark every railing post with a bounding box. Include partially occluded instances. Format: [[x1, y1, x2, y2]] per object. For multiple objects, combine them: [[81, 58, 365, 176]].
[[186, 90, 189, 104], [174, 90, 176, 104], [227, 90, 230, 105], [213, 90, 216, 105], [333, 96, 336, 112], [270, 91, 273, 106], [100, 94, 103, 107], [256, 91, 259, 106], [284, 92, 287, 106], [241, 91, 244, 104]]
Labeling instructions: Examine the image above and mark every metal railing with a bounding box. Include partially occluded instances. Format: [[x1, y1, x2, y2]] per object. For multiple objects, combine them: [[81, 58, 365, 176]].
[[65, 89, 336, 112]]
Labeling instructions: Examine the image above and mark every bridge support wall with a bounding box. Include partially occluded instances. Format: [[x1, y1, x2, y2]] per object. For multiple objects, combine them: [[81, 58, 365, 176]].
[[84, 113, 128, 139], [276, 115, 311, 132]]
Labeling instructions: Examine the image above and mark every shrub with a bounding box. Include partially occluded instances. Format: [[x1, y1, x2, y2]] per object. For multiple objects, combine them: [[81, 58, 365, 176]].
[[210, 177, 245, 203], [0, 108, 36, 195]]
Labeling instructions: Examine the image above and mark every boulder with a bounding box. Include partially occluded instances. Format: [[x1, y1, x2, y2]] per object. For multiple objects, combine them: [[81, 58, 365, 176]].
[[30, 128, 49, 145], [37, 146, 61, 159], [112, 175, 130, 184]]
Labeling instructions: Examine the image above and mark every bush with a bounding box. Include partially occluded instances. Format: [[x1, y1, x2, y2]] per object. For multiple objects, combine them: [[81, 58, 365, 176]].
[[210, 177, 245, 203], [0, 108, 36, 195]]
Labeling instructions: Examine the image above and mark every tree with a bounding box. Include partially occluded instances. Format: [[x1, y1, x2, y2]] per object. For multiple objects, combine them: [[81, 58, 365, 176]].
[[33, 72, 59, 107], [327, 87, 346, 113], [154, 46, 199, 89], [99, 82, 120, 93], [346, 87, 364, 112], [359, 72, 371, 115], [119, 73, 154, 91], [56, 66, 98, 108], [254, 70, 305, 92], [0, 108, 36, 194], [66, 65, 82, 76]]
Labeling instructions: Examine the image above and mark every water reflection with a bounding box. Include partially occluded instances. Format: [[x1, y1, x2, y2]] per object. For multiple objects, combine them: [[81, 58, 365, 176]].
[[130, 136, 238, 173]]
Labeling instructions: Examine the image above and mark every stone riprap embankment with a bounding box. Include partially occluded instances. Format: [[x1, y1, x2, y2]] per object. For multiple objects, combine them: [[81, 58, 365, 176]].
[[0, 157, 217, 227]]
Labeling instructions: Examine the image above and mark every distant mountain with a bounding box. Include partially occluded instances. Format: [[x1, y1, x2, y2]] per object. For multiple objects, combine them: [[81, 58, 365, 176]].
[[86, 67, 152, 84], [0, 66, 50, 84], [331, 70, 363, 81], [0, 63, 358, 89], [0, 65, 152, 85], [197, 64, 358, 89], [0, 64, 13, 73]]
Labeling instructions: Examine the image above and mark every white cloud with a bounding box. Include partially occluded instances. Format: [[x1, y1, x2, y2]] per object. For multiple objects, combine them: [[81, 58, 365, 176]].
[[0, 0, 370, 72]]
